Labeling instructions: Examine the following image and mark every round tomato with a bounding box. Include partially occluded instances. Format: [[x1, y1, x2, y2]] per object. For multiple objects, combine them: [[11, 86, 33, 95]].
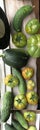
[[25, 19, 40, 35], [27, 34, 40, 58], [14, 94, 27, 110], [4, 74, 19, 88], [22, 67, 34, 80], [26, 91, 38, 105], [12, 32, 27, 48], [27, 80, 35, 90], [24, 111, 36, 122]]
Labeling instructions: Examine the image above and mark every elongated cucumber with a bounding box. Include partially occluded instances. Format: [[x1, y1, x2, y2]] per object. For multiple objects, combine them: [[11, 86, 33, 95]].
[[13, 5, 33, 31], [12, 68, 26, 94], [12, 120, 25, 130], [14, 111, 28, 129]]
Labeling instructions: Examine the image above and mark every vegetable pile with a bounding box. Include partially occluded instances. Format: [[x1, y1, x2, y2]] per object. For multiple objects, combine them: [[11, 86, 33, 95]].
[[0, 3, 39, 130], [1, 106, 37, 130]]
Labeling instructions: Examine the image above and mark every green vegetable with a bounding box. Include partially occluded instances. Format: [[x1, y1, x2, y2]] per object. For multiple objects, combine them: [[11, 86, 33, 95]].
[[14, 94, 27, 110], [12, 119, 25, 130], [24, 111, 36, 122], [1, 92, 13, 122], [28, 126, 37, 130], [3, 92, 13, 109], [27, 34, 40, 57], [26, 91, 38, 105], [0, 48, 29, 69], [14, 111, 28, 129], [4, 74, 19, 88], [5, 123, 16, 130], [25, 19, 40, 34], [27, 80, 35, 90], [12, 5, 33, 31], [12, 32, 27, 48], [1, 109, 10, 122], [12, 68, 26, 94]]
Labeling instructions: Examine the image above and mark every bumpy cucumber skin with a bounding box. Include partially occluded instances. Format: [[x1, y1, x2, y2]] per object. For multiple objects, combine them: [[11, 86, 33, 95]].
[[3, 92, 13, 109], [12, 120, 25, 130], [13, 5, 33, 31], [12, 68, 26, 94], [3, 49, 29, 69], [5, 124, 16, 130], [1, 109, 10, 122], [1, 92, 13, 122], [15, 111, 28, 129]]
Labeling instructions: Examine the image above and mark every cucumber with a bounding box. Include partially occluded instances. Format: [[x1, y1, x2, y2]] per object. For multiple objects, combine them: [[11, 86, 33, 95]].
[[0, 48, 29, 69], [12, 68, 26, 94], [1, 92, 13, 122], [14, 111, 28, 129], [5, 123, 16, 130], [12, 119, 25, 130], [3, 92, 13, 109], [12, 5, 33, 31], [1, 108, 10, 122]]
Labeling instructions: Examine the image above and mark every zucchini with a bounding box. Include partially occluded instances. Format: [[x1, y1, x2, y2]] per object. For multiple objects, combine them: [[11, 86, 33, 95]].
[[12, 119, 25, 130], [12, 5, 33, 31], [12, 68, 26, 94], [5, 123, 16, 130], [14, 111, 28, 129], [0, 48, 29, 69]]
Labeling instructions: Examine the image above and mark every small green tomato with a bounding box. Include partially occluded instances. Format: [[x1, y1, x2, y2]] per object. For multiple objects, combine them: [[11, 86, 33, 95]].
[[27, 80, 35, 90]]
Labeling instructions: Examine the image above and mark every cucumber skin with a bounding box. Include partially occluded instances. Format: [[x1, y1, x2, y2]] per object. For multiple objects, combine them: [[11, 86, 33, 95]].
[[12, 120, 25, 130], [5, 124, 16, 130], [13, 5, 33, 31], [15, 111, 28, 129], [12, 68, 26, 94], [1, 109, 10, 122], [1, 92, 13, 122], [2, 49, 29, 69], [3, 92, 13, 109]]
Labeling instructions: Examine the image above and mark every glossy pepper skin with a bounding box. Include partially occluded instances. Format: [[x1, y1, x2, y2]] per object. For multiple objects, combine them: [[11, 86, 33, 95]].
[[22, 67, 34, 80], [25, 19, 40, 35], [24, 111, 36, 122], [26, 91, 38, 105], [14, 94, 27, 110], [27, 34, 40, 58], [12, 32, 27, 48]]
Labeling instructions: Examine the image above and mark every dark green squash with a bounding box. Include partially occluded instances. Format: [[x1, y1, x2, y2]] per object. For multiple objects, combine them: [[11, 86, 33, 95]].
[[0, 48, 29, 69], [0, 7, 10, 49]]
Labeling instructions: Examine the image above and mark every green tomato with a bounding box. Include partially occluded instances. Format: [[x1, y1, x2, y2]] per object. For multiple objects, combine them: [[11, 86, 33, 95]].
[[27, 80, 35, 90], [28, 126, 37, 130], [24, 111, 36, 122], [26, 91, 38, 105], [12, 32, 27, 48], [27, 34, 40, 58], [4, 74, 19, 88], [14, 94, 27, 110], [25, 19, 40, 34]]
